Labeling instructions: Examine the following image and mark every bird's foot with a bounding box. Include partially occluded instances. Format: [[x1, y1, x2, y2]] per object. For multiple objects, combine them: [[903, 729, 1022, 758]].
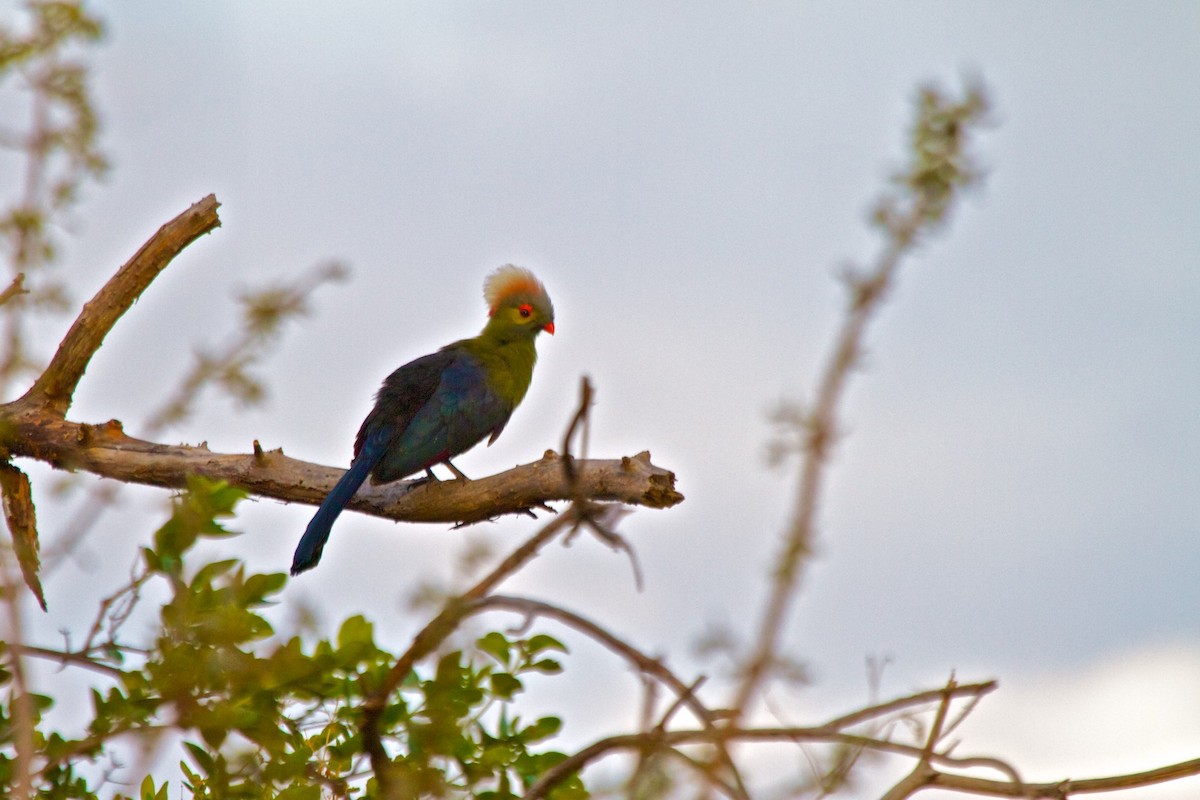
[[443, 460, 470, 481], [405, 468, 441, 492]]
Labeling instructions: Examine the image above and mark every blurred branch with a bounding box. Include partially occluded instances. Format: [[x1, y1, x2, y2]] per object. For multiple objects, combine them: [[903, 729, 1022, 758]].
[[0, 1, 107, 397], [733, 79, 991, 716], [476, 593, 750, 799], [530, 718, 1200, 800], [524, 707, 1016, 800], [8, 641, 124, 677], [522, 678, 1004, 798], [0, 558, 36, 797], [918, 757, 1200, 797], [478, 594, 715, 724], [143, 259, 348, 433], [0, 273, 27, 306]]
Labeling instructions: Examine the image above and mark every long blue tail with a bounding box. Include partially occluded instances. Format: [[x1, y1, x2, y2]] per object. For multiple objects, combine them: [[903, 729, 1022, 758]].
[[291, 436, 385, 575]]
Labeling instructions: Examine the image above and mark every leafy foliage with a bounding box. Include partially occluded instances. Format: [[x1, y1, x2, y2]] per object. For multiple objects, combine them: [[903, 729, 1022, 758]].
[[0, 478, 586, 799]]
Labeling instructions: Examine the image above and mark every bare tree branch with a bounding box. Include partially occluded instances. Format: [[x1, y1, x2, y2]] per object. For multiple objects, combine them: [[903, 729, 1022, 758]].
[[816, 679, 997, 735], [908, 755, 1200, 798], [16, 194, 221, 416], [475, 593, 751, 799], [521, 720, 1200, 800], [0, 196, 681, 534], [475, 595, 714, 724], [733, 81, 991, 717], [0, 409, 680, 525], [521, 723, 1015, 800]]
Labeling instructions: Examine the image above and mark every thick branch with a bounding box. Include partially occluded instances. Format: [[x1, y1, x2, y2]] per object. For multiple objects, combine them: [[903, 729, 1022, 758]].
[[17, 194, 221, 416], [0, 408, 681, 524]]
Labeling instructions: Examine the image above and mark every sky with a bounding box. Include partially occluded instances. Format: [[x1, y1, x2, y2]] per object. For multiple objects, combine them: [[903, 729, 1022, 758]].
[[6, 1, 1200, 796]]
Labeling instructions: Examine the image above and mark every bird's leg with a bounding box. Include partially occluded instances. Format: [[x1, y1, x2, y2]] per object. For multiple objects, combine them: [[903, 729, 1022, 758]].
[[404, 468, 441, 492], [443, 460, 470, 481]]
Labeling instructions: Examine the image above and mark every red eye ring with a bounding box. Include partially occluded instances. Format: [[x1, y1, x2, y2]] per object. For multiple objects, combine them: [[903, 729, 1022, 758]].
[[518, 304, 533, 318]]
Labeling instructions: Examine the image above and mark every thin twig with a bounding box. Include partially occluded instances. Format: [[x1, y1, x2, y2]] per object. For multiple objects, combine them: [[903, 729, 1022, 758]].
[[918, 755, 1200, 798], [0, 273, 27, 306], [472, 594, 751, 798], [522, 724, 1021, 800], [816, 680, 997, 732], [9, 642, 125, 677], [732, 198, 927, 717], [881, 673, 961, 800]]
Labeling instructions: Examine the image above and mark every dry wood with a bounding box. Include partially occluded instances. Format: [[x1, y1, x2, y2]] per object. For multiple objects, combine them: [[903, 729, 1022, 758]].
[[0, 194, 681, 531], [0, 406, 681, 524]]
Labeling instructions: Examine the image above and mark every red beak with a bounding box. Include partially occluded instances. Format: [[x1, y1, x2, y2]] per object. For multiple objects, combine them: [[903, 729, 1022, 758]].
[[543, 321, 556, 335]]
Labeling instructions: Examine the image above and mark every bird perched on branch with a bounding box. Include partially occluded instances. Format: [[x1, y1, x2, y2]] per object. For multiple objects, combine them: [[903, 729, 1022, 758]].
[[291, 265, 555, 575]]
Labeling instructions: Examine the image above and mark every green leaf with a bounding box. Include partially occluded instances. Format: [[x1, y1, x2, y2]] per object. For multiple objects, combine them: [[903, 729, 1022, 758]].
[[520, 716, 562, 743], [241, 571, 286, 605], [192, 558, 239, 586], [276, 785, 321, 800], [336, 614, 374, 650], [489, 672, 523, 700], [529, 658, 563, 675], [477, 631, 511, 664], [526, 634, 568, 656], [139, 774, 168, 800], [184, 741, 215, 773]]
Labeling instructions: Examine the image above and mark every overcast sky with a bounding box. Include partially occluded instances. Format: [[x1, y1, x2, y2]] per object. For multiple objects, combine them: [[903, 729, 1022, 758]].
[[11, 2, 1200, 796]]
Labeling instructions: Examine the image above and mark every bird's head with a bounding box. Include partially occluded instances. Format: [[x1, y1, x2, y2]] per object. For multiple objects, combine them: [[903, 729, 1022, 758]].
[[482, 264, 555, 341]]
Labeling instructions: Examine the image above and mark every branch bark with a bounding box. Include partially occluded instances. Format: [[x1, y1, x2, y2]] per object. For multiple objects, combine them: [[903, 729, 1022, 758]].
[[0, 407, 680, 524], [0, 195, 682, 533]]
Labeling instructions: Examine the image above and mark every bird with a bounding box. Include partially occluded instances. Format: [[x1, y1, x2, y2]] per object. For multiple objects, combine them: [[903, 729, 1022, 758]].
[[290, 265, 555, 575]]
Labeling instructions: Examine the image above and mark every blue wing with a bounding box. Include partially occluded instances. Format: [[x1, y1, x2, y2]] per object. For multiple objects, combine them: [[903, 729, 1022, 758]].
[[369, 346, 512, 483], [291, 346, 513, 575]]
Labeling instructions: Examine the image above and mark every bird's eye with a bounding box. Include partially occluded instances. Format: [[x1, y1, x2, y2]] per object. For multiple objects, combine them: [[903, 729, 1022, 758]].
[[518, 304, 533, 319]]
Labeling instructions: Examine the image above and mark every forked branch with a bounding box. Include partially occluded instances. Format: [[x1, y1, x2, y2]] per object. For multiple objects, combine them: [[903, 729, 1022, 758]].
[[0, 197, 682, 610]]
